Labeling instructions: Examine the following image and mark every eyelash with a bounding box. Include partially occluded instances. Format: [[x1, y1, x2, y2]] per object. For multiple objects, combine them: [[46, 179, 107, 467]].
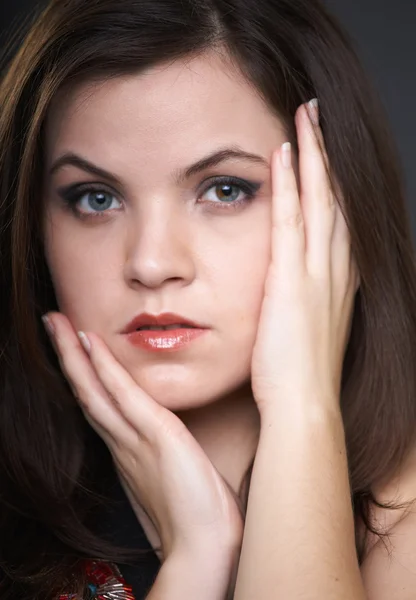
[[57, 176, 262, 220]]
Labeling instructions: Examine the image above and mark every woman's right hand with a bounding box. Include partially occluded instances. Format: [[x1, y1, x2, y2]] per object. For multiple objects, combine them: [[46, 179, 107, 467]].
[[43, 312, 244, 597]]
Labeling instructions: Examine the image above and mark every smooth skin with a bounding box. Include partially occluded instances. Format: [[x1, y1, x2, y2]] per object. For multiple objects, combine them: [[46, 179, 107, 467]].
[[43, 100, 361, 598], [42, 58, 416, 599]]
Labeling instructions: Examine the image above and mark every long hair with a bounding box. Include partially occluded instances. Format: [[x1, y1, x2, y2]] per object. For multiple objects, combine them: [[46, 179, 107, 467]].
[[1, 0, 416, 597]]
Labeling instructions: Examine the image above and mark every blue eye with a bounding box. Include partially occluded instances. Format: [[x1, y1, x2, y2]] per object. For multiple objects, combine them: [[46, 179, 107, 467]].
[[78, 190, 121, 213], [58, 185, 122, 217]]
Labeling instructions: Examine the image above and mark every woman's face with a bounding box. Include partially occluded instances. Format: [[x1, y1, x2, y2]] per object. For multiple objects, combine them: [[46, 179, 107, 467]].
[[43, 52, 286, 411]]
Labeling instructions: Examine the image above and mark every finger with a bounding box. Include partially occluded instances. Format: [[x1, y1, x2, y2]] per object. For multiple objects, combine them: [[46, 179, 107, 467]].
[[76, 329, 173, 444], [270, 141, 305, 287], [297, 100, 336, 279], [331, 201, 350, 280], [331, 203, 359, 294], [45, 313, 137, 448]]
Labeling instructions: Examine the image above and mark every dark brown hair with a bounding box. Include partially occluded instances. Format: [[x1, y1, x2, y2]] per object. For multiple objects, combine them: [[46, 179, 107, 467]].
[[1, 0, 416, 597]]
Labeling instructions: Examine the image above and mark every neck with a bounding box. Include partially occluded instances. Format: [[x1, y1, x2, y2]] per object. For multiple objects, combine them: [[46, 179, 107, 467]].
[[176, 384, 260, 505]]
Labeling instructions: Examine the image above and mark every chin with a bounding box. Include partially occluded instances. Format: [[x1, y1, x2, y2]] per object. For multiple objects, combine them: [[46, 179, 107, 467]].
[[134, 375, 225, 412], [126, 363, 248, 413]]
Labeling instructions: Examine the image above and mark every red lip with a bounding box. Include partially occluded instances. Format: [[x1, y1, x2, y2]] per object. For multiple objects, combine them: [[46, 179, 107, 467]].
[[122, 312, 207, 334], [122, 312, 209, 353]]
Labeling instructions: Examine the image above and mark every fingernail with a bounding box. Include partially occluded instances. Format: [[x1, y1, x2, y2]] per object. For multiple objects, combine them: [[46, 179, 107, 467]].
[[77, 331, 91, 354], [281, 142, 292, 169], [307, 98, 319, 126], [42, 314, 55, 337]]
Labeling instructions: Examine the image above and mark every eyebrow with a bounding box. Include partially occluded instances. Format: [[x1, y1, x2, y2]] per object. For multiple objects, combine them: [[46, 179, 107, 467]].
[[49, 146, 269, 185]]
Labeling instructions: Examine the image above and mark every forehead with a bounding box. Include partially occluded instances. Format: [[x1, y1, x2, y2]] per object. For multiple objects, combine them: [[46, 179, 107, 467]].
[[44, 52, 284, 167]]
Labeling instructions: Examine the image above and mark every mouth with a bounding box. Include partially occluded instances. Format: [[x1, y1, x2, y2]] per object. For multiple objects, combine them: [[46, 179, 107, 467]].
[[125, 324, 207, 352], [135, 324, 198, 331], [122, 312, 207, 334], [121, 312, 209, 352]]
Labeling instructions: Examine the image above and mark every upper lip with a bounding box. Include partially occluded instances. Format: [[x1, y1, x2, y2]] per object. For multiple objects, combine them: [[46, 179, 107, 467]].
[[122, 312, 207, 333]]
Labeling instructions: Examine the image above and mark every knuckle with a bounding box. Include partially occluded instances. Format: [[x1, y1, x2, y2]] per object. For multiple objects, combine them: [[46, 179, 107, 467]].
[[108, 389, 122, 408], [320, 192, 336, 211], [278, 211, 304, 229], [305, 145, 323, 161], [316, 188, 336, 210], [328, 191, 336, 207], [102, 374, 124, 405]]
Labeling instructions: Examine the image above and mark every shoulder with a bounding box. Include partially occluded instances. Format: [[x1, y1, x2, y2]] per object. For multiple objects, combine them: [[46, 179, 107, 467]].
[[360, 442, 416, 599]]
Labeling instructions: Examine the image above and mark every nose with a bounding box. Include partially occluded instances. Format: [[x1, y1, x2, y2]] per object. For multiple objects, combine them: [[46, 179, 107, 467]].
[[123, 203, 196, 290]]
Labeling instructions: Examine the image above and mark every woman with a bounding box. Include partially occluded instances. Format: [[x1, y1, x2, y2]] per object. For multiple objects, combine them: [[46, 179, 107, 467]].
[[1, 0, 416, 598]]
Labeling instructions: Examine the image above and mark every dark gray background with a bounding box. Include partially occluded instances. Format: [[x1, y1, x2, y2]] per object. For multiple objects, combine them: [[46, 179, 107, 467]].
[[2, 0, 416, 231]]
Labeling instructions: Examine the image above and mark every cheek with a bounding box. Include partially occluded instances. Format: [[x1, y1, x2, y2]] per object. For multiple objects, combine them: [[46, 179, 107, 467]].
[[43, 217, 121, 327], [230, 253, 270, 334], [213, 222, 272, 333]]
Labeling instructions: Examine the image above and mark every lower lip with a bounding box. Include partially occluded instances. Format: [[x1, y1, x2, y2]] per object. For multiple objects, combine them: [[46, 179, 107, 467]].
[[125, 328, 208, 352]]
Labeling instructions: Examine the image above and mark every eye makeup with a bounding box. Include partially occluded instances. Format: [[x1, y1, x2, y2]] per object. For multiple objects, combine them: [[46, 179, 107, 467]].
[[55, 175, 263, 220]]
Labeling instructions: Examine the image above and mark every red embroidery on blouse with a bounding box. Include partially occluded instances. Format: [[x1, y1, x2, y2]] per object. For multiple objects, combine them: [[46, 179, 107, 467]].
[[58, 559, 135, 599]]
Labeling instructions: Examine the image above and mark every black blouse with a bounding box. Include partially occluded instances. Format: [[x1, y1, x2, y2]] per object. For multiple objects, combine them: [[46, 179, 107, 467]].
[[93, 468, 161, 599]]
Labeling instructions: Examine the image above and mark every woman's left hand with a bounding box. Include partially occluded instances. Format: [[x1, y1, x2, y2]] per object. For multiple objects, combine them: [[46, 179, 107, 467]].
[[251, 99, 360, 416]]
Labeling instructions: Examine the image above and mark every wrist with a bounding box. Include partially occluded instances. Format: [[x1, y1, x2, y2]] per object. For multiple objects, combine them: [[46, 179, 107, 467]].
[[148, 548, 235, 600], [258, 392, 342, 430]]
